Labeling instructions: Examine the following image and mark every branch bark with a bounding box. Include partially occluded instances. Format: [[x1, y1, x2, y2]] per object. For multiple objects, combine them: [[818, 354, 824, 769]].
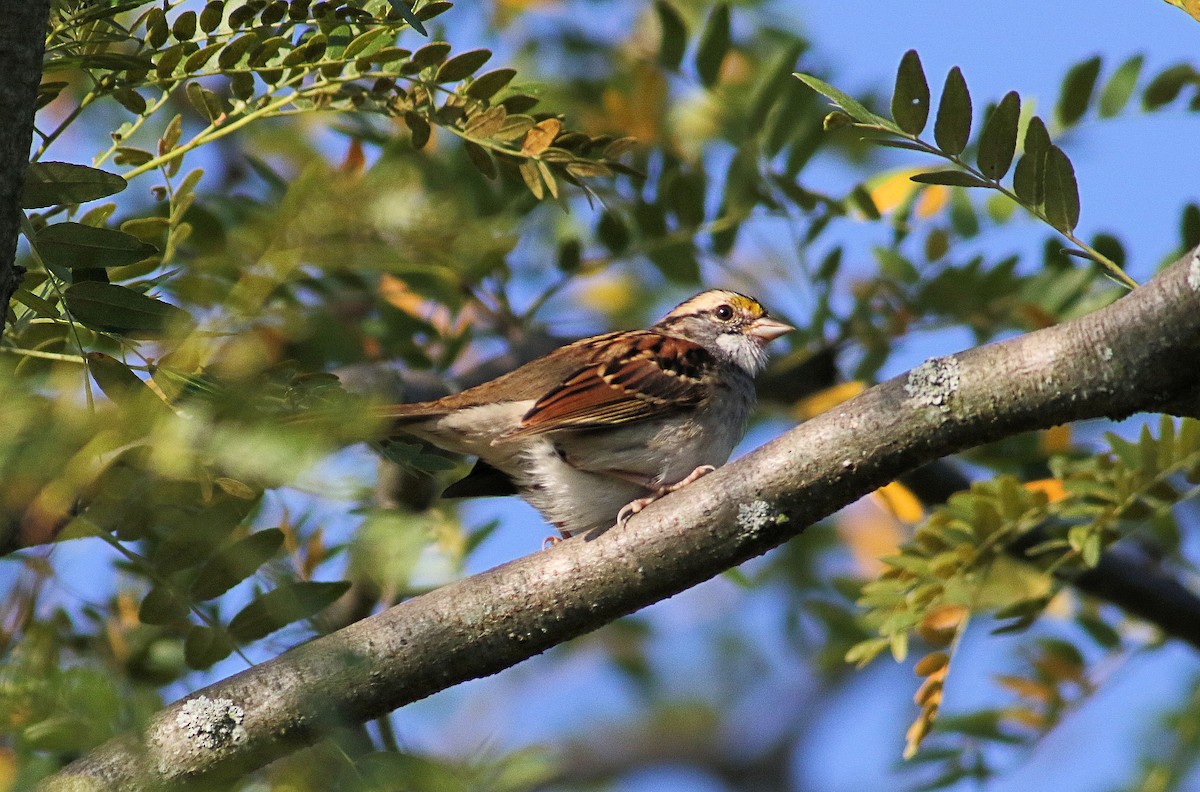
[[0, 3, 48, 328], [41, 249, 1200, 790]]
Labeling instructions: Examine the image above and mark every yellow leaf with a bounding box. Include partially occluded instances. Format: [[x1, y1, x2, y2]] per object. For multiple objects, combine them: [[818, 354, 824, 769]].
[[864, 167, 950, 218], [0, 747, 16, 792], [1162, 0, 1200, 22], [1004, 705, 1048, 730], [914, 672, 944, 707], [836, 503, 902, 575], [215, 477, 257, 499], [903, 707, 936, 760], [598, 64, 666, 144], [794, 380, 865, 419], [917, 604, 969, 646], [914, 183, 949, 218], [378, 274, 455, 334], [1040, 423, 1072, 453], [995, 674, 1054, 702], [1024, 478, 1068, 503], [521, 118, 562, 156], [914, 651, 949, 677], [578, 273, 637, 316], [871, 480, 925, 523]]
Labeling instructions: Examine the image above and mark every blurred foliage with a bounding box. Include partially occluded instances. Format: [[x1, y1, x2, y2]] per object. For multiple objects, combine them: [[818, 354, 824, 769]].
[[2, 1, 1199, 790]]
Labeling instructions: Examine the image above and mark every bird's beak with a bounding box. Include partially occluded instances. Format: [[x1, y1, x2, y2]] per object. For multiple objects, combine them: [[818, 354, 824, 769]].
[[748, 316, 794, 344]]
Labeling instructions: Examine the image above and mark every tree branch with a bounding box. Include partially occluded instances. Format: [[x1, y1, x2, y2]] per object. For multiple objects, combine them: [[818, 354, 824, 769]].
[[0, 3, 48, 329], [39, 249, 1200, 789]]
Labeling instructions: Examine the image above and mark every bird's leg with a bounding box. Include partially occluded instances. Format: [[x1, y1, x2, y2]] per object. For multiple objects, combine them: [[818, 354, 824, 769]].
[[614, 465, 716, 529]]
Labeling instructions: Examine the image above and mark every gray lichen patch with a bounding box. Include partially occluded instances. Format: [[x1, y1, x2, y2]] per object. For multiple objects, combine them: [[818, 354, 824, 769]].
[[904, 356, 961, 412], [175, 696, 247, 753], [1188, 249, 1200, 292], [736, 500, 785, 538]]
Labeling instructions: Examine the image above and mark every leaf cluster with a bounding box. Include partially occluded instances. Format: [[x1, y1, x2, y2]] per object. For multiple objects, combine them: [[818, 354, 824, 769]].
[[850, 417, 1200, 769]]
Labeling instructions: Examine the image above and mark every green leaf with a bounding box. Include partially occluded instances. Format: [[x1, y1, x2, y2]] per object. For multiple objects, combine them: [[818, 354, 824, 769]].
[[184, 625, 235, 669], [934, 67, 972, 155], [1098, 55, 1143, 118], [1056, 55, 1101, 127], [191, 529, 285, 601], [171, 9, 197, 41], [227, 581, 352, 643], [436, 48, 492, 82], [795, 73, 897, 130], [696, 3, 730, 88], [1012, 117, 1051, 206], [557, 238, 582, 272], [976, 91, 1020, 180], [749, 41, 805, 127], [185, 81, 226, 123], [410, 41, 451, 69], [1043, 146, 1080, 233], [139, 585, 190, 625], [655, 0, 688, 71], [113, 147, 153, 166], [218, 32, 259, 69], [155, 43, 185, 78], [1025, 117, 1052, 155], [405, 111, 431, 148], [648, 240, 700, 282], [199, 1, 225, 33], [12, 288, 58, 318], [1090, 232, 1125, 269], [1181, 202, 1200, 249], [518, 159, 544, 199], [86, 352, 167, 412], [850, 184, 881, 219], [145, 7, 169, 48], [184, 41, 222, 72], [113, 88, 147, 116], [386, 0, 429, 36], [343, 26, 392, 60], [871, 138, 930, 153], [463, 140, 497, 179], [875, 247, 919, 282], [465, 68, 516, 100], [35, 223, 157, 269], [414, 1, 453, 22], [64, 281, 194, 335], [21, 162, 127, 208], [910, 170, 990, 188], [891, 49, 930, 134], [597, 210, 630, 254], [1143, 63, 1195, 110]]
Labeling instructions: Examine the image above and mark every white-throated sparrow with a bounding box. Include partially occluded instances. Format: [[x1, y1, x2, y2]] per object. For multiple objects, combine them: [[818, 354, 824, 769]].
[[380, 290, 792, 538]]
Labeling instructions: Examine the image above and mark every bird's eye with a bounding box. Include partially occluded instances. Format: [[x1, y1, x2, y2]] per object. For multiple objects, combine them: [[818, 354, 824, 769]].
[[714, 304, 734, 321]]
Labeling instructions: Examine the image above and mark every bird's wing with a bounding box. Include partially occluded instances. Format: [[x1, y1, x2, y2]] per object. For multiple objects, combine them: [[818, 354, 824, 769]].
[[506, 331, 714, 437], [376, 336, 622, 425]]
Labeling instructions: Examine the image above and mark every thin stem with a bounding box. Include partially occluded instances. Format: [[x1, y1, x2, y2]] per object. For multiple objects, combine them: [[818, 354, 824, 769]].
[[0, 347, 89, 365], [32, 88, 98, 160]]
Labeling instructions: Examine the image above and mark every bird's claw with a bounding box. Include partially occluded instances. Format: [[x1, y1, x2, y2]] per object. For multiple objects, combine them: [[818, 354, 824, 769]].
[[614, 464, 717, 530]]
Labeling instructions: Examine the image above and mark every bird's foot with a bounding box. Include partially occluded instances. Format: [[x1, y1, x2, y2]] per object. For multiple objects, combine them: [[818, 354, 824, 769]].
[[614, 465, 717, 529], [542, 527, 570, 549]]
